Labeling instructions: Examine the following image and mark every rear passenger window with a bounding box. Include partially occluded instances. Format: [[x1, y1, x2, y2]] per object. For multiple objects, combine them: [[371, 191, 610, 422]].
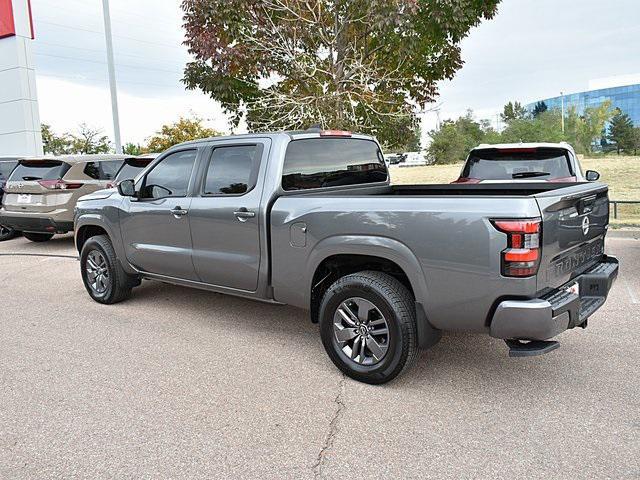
[[140, 150, 197, 199], [203, 145, 261, 195], [84, 160, 123, 180], [282, 138, 387, 191]]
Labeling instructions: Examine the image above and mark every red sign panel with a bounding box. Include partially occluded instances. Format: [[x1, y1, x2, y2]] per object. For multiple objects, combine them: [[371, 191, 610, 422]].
[[27, 0, 34, 38], [0, 0, 16, 39]]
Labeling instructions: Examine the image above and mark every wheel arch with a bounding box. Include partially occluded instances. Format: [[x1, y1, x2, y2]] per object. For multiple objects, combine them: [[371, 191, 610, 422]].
[[75, 223, 110, 254], [75, 214, 121, 257], [307, 236, 429, 324]]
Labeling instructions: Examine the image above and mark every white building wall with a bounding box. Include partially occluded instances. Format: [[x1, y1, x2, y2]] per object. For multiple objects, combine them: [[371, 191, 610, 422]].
[[0, 0, 42, 156]]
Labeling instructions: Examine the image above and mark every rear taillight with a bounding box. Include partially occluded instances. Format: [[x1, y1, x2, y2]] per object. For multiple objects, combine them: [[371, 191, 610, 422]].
[[496, 148, 537, 153], [320, 130, 352, 137], [492, 218, 541, 277], [38, 180, 84, 190], [451, 177, 480, 184]]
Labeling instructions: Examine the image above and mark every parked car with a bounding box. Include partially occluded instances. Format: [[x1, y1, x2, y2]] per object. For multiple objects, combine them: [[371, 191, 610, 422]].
[[0, 157, 20, 241], [453, 142, 600, 183], [74, 130, 618, 384], [106, 154, 158, 188], [384, 153, 405, 165], [399, 151, 429, 167], [0, 154, 135, 242]]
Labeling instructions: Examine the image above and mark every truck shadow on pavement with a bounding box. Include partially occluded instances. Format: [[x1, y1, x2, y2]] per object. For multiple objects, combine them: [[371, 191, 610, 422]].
[[0, 233, 77, 256], [0, 233, 597, 395], [120, 278, 573, 393]]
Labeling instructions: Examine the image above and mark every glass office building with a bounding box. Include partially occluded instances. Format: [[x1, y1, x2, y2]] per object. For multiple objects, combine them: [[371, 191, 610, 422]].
[[527, 83, 640, 125]]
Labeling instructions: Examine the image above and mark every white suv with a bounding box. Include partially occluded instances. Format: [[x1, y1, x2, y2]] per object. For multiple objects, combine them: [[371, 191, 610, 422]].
[[453, 142, 600, 184]]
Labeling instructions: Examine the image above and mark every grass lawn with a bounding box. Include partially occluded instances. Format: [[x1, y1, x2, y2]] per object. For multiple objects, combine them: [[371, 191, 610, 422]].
[[389, 155, 640, 227]]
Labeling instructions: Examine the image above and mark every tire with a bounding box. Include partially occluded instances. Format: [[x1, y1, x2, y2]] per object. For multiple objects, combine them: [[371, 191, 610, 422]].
[[319, 271, 418, 385], [23, 232, 54, 242], [0, 225, 18, 241], [80, 234, 135, 304]]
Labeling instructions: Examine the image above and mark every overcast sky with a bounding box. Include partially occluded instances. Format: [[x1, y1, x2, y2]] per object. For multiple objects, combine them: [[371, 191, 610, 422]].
[[30, 0, 640, 146]]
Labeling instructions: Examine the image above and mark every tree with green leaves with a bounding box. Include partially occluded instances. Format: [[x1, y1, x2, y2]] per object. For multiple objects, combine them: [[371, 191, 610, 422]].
[[146, 116, 222, 153], [499, 109, 565, 144], [41, 123, 72, 155], [182, 0, 500, 148], [575, 101, 613, 154], [632, 127, 640, 155], [123, 143, 144, 156], [69, 124, 111, 155], [427, 110, 484, 164], [607, 108, 635, 154], [376, 115, 421, 153], [532, 101, 548, 118], [500, 101, 527, 123]]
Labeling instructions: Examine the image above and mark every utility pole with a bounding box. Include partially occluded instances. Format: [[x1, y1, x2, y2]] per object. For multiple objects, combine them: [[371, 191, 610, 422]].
[[560, 91, 565, 134], [102, 0, 122, 153]]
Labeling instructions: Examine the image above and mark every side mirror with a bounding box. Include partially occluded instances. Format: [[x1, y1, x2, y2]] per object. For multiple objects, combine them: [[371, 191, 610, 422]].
[[585, 170, 600, 182], [117, 179, 136, 197]]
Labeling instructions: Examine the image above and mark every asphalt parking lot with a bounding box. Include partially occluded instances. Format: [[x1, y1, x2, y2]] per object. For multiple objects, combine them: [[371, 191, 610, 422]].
[[0, 234, 638, 479]]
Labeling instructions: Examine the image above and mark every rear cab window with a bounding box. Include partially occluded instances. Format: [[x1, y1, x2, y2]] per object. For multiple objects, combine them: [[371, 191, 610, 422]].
[[463, 148, 575, 181], [282, 137, 388, 191], [203, 144, 262, 195], [9, 160, 71, 181]]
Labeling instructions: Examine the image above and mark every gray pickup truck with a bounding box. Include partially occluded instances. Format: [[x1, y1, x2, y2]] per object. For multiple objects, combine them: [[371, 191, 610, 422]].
[[74, 130, 618, 384]]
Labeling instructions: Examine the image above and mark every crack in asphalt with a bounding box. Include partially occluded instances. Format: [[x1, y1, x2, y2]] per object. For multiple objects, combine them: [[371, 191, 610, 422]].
[[313, 374, 346, 479]]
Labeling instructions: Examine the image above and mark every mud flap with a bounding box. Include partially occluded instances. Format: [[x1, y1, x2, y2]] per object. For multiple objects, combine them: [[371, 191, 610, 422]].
[[415, 302, 442, 349]]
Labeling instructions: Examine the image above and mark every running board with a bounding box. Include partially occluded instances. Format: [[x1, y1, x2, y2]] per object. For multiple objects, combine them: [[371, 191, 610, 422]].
[[505, 339, 560, 357]]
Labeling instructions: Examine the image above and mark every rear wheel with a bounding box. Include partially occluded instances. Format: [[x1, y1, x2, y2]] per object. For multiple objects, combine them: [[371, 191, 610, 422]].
[[319, 271, 418, 384], [0, 225, 18, 241], [23, 232, 54, 242], [80, 234, 135, 304]]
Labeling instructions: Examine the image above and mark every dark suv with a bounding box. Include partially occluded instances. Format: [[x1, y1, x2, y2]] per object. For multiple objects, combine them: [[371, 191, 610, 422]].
[[0, 157, 20, 241]]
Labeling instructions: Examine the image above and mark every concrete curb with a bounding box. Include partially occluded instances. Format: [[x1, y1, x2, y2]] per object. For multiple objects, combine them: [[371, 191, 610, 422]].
[[608, 230, 640, 239]]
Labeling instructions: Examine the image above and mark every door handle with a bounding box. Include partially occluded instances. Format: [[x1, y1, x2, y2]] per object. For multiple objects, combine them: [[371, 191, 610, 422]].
[[234, 208, 255, 222], [171, 207, 188, 218]]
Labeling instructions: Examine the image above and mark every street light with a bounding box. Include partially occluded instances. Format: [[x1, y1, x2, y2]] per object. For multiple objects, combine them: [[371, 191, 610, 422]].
[[560, 91, 565, 134], [102, 0, 122, 153]]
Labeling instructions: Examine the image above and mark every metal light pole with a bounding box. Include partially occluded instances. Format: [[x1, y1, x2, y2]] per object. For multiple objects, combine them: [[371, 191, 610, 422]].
[[102, 0, 122, 153], [560, 91, 565, 134]]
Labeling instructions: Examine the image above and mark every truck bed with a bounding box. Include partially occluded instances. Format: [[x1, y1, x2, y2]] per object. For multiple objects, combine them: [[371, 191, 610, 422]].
[[386, 183, 584, 196], [270, 181, 609, 334], [287, 182, 594, 198]]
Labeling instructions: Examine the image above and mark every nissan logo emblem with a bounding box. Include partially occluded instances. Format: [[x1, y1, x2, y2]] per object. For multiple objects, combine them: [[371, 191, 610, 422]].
[[582, 216, 590, 236]]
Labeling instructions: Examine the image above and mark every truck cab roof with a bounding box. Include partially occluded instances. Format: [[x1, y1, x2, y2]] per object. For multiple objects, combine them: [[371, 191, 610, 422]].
[[175, 130, 376, 149]]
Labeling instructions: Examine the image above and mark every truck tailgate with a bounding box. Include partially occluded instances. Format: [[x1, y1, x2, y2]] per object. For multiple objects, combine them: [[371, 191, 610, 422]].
[[535, 183, 609, 292]]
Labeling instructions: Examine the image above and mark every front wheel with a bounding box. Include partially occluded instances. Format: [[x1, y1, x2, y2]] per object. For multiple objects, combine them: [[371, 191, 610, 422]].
[[319, 271, 418, 384], [80, 234, 135, 304], [0, 225, 18, 241], [23, 232, 53, 242]]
